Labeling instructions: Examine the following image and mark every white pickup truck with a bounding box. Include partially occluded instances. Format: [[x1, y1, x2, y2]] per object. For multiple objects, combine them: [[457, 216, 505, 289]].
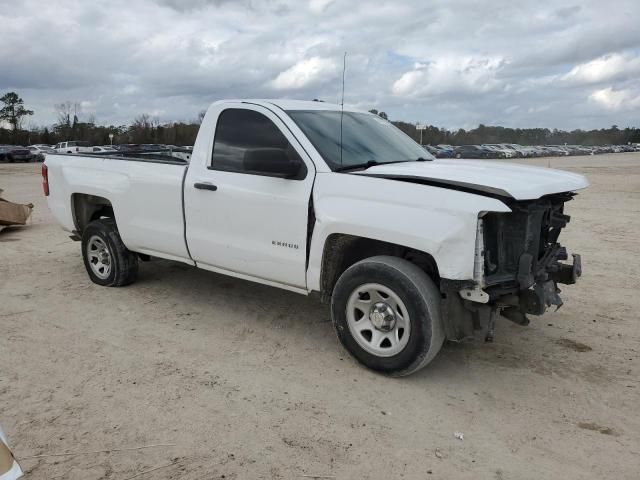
[[43, 99, 588, 376], [54, 141, 93, 154]]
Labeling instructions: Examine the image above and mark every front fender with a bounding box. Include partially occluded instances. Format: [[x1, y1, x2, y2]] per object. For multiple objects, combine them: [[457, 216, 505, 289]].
[[306, 172, 510, 291]]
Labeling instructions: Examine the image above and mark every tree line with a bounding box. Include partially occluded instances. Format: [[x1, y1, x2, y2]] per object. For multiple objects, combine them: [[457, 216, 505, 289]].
[[2, 91, 639, 147]]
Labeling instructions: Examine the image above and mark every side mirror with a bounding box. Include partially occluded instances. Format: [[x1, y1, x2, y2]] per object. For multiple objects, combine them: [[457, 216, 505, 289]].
[[243, 148, 304, 179]]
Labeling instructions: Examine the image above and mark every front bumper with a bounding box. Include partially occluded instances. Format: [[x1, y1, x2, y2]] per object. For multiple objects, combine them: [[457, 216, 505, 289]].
[[519, 252, 582, 315], [471, 193, 583, 317]]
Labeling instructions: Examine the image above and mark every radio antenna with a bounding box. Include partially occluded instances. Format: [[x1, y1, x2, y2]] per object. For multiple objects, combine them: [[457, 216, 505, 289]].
[[340, 51, 347, 167]]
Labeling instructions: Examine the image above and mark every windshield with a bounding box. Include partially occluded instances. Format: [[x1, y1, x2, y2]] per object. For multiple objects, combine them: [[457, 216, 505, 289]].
[[287, 110, 433, 171]]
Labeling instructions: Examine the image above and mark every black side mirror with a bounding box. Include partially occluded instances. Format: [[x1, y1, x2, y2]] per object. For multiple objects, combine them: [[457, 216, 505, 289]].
[[243, 148, 305, 179]]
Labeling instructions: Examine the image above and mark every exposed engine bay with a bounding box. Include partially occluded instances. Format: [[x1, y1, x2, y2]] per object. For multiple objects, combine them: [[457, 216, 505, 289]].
[[444, 192, 582, 341]]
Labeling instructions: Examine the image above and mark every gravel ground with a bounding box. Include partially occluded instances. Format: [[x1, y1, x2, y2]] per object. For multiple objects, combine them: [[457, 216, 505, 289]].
[[1, 154, 639, 479]]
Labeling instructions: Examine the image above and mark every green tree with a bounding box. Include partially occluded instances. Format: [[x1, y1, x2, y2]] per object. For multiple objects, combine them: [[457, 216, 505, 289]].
[[368, 109, 388, 120], [0, 92, 34, 133]]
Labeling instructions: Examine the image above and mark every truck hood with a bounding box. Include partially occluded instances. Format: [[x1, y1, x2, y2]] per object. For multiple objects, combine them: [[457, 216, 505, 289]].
[[354, 159, 589, 200]]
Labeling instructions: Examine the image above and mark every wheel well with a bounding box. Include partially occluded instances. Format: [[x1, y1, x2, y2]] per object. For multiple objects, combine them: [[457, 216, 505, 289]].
[[72, 193, 115, 233], [319, 234, 440, 302]]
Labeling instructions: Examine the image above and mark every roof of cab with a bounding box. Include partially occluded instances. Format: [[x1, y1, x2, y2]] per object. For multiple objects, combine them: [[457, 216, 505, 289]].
[[214, 99, 366, 113]]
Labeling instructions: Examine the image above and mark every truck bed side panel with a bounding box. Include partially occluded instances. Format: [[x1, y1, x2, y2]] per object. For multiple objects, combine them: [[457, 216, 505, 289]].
[[46, 154, 192, 263]]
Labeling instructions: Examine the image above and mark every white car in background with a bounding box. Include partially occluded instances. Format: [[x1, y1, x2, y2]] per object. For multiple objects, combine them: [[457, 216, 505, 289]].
[[54, 141, 92, 154], [483, 144, 515, 158], [520, 145, 541, 157], [28, 145, 56, 162], [502, 143, 534, 157], [90, 146, 118, 153]]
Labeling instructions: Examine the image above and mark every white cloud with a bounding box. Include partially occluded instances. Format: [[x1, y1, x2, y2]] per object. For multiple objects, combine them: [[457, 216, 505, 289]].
[[589, 87, 640, 111], [79, 100, 97, 113], [392, 57, 507, 97], [563, 53, 640, 85], [308, 0, 334, 14], [270, 57, 338, 90]]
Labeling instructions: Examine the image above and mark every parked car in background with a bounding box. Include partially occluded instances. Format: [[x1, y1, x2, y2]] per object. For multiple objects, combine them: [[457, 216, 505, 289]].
[[54, 141, 92, 154], [519, 145, 541, 157], [483, 144, 516, 158], [568, 145, 594, 155], [0, 146, 10, 161], [28, 145, 56, 162], [0, 145, 34, 162], [114, 144, 142, 152], [164, 145, 192, 162], [139, 144, 168, 151], [90, 146, 118, 153], [510, 144, 536, 157], [543, 145, 569, 156], [477, 145, 501, 158], [453, 145, 490, 158], [424, 145, 454, 158]]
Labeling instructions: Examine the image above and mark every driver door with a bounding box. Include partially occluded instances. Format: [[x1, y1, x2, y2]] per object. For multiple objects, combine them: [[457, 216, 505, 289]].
[[184, 104, 315, 290]]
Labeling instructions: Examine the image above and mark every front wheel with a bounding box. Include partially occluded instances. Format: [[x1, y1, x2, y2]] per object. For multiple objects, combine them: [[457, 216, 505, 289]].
[[81, 218, 138, 287], [331, 256, 444, 376]]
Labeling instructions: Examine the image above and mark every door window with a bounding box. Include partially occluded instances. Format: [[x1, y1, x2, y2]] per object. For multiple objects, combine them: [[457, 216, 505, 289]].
[[211, 108, 306, 179]]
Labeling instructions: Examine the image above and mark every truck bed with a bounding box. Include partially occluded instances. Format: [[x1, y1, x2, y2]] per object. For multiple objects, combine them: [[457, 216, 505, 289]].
[[45, 152, 192, 264], [82, 148, 191, 165]]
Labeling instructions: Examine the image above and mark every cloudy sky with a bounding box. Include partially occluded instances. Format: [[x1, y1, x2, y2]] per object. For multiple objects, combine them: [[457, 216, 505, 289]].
[[2, 0, 640, 130]]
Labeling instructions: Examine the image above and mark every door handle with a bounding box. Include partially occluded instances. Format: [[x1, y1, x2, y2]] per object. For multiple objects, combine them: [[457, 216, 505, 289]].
[[194, 182, 218, 191]]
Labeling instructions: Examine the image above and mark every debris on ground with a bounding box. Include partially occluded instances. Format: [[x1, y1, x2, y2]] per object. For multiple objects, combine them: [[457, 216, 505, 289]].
[[0, 426, 23, 480], [577, 422, 615, 435], [454, 432, 464, 441], [556, 338, 593, 352], [0, 189, 33, 230]]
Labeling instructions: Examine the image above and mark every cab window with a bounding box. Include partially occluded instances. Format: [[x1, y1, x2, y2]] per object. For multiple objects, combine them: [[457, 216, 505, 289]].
[[210, 108, 306, 179]]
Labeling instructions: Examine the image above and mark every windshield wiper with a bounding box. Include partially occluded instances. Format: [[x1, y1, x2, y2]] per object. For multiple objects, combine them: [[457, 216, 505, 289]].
[[335, 157, 432, 172], [334, 160, 381, 172]]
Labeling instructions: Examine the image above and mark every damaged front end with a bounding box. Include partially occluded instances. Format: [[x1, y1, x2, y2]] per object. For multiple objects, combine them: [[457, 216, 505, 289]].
[[445, 192, 582, 341]]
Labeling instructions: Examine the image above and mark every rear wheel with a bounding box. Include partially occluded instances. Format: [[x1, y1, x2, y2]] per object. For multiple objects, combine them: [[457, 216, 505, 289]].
[[331, 256, 444, 376], [81, 218, 138, 287]]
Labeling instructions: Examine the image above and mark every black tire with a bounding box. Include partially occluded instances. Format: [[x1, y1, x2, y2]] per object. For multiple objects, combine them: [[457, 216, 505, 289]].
[[331, 256, 444, 376], [81, 218, 138, 287]]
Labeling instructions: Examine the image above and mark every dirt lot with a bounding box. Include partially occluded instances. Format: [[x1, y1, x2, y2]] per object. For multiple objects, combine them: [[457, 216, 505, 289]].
[[1, 154, 639, 479]]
